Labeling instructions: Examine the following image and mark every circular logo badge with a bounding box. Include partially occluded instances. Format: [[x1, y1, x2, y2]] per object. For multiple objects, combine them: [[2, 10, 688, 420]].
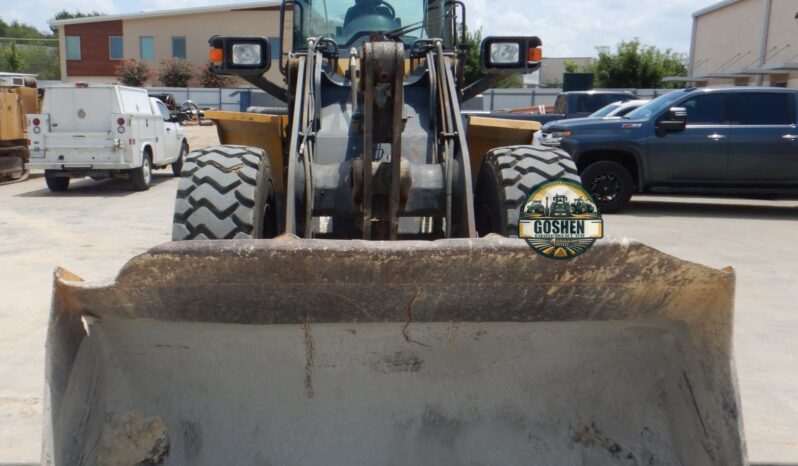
[[519, 180, 603, 259]]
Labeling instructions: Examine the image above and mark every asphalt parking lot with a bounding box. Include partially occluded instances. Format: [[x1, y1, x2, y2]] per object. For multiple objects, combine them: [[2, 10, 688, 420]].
[[0, 125, 796, 464]]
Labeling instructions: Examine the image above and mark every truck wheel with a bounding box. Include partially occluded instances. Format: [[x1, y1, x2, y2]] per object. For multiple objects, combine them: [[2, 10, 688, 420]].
[[130, 153, 153, 191], [45, 175, 70, 192], [580, 161, 634, 213], [172, 145, 277, 240], [172, 142, 188, 177], [475, 145, 580, 237]]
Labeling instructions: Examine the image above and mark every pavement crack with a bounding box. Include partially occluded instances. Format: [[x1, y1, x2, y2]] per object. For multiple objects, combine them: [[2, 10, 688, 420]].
[[402, 291, 429, 347], [304, 318, 315, 399]]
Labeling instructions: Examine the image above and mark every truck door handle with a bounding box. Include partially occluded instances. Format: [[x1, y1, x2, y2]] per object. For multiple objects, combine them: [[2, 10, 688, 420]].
[[782, 134, 798, 141], [707, 133, 727, 141]]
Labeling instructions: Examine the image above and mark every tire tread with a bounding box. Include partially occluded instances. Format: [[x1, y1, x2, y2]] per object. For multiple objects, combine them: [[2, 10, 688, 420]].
[[172, 145, 270, 240], [480, 145, 580, 235]]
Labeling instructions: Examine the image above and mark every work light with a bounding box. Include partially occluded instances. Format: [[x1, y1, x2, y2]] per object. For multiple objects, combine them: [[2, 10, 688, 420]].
[[490, 43, 520, 65], [232, 44, 263, 66]]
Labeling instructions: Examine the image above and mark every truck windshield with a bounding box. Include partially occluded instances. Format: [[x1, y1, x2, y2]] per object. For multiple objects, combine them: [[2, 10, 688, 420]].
[[292, 0, 430, 50], [625, 90, 686, 120]]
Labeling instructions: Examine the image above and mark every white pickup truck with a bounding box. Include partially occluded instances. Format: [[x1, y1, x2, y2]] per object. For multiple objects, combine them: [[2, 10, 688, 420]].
[[26, 84, 188, 192]]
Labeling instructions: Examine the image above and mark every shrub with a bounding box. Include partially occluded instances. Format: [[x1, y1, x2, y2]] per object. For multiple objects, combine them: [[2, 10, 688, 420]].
[[158, 59, 193, 87], [116, 59, 153, 87]]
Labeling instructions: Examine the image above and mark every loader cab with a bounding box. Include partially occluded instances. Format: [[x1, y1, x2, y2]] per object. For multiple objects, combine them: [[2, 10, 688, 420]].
[[288, 0, 454, 52]]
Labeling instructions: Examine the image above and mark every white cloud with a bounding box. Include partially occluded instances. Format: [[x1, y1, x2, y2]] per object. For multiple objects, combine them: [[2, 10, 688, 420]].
[[466, 0, 720, 56], [6, 0, 719, 56]]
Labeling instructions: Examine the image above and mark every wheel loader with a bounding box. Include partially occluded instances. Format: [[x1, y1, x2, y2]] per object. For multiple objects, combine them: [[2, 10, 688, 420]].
[[0, 74, 38, 184], [43, 1, 747, 465]]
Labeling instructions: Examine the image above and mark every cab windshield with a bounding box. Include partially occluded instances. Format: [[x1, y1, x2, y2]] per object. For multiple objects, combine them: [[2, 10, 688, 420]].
[[292, 0, 431, 50]]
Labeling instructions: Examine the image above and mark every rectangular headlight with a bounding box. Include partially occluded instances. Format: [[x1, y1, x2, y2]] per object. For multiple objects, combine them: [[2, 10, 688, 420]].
[[490, 43, 520, 65], [232, 43, 262, 66]]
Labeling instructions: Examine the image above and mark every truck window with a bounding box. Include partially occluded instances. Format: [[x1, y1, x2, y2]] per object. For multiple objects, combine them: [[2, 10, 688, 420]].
[[156, 102, 172, 120], [576, 95, 627, 114], [680, 93, 727, 125], [730, 93, 794, 125], [554, 96, 566, 114]]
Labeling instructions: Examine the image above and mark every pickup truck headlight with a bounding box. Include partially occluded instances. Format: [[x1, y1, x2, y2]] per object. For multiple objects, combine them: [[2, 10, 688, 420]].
[[549, 130, 572, 139], [232, 44, 262, 66]]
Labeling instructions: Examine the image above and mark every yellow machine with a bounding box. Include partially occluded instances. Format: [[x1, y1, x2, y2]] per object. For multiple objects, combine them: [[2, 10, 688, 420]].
[[0, 74, 38, 183], [42, 1, 746, 465]]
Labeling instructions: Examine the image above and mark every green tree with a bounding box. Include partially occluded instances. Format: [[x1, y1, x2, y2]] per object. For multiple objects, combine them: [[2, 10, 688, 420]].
[[0, 19, 51, 39], [1, 41, 26, 72], [158, 59, 194, 87], [0, 17, 60, 78], [19, 45, 60, 79], [50, 11, 104, 35], [563, 59, 580, 73], [461, 26, 483, 87], [585, 39, 687, 89]]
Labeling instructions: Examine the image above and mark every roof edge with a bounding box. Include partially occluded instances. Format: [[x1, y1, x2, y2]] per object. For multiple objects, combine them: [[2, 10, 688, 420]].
[[693, 0, 740, 18]]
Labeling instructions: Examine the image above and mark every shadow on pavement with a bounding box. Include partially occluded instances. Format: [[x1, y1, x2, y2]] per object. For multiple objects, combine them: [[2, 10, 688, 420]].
[[620, 198, 798, 221], [14, 172, 175, 198]]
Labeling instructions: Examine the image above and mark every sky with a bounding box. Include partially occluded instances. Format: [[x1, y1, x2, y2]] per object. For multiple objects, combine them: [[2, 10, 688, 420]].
[[1, 0, 721, 57]]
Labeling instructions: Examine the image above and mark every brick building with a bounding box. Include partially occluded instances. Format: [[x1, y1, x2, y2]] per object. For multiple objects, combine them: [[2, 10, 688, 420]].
[[49, 1, 286, 85]]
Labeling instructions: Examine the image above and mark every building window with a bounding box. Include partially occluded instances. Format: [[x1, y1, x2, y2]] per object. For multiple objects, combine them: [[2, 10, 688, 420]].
[[109, 36, 123, 60], [65, 36, 81, 60], [140, 36, 155, 60], [268, 37, 280, 60], [172, 36, 186, 59]]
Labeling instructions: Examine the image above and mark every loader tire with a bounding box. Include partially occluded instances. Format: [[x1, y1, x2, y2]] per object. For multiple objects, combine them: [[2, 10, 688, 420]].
[[475, 145, 580, 237], [172, 145, 277, 240]]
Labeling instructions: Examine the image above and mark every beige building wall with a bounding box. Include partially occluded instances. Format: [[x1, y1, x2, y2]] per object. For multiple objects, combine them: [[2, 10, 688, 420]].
[[538, 57, 594, 86], [692, 0, 765, 77], [122, 8, 284, 86], [691, 0, 798, 88], [766, 0, 798, 63]]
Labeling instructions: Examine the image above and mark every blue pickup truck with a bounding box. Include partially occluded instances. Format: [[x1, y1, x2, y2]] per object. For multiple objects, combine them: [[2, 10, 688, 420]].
[[491, 90, 637, 124], [540, 87, 798, 212]]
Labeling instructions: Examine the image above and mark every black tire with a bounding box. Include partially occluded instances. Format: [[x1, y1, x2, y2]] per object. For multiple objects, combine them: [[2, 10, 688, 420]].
[[475, 145, 580, 237], [130, 152, 153, 191], [45, 175, 70, 192], [172, 141, 188, 177], [172, 145, 277, 240], [580, 160, 634, 213]]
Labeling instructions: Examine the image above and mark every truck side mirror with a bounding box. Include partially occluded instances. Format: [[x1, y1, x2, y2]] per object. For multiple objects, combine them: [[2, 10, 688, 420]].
[[209, 36, 271, 76], [657, 107, 687, 136], [480, 36, 542, 74]]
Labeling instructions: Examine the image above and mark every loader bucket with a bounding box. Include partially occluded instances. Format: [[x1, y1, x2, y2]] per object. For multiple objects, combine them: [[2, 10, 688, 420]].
[[42, 237, 746, 466]]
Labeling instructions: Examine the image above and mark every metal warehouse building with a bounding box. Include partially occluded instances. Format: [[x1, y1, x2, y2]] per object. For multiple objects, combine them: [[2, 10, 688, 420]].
[[49, 1, 286, 86], [676, 0, 798, 87]]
